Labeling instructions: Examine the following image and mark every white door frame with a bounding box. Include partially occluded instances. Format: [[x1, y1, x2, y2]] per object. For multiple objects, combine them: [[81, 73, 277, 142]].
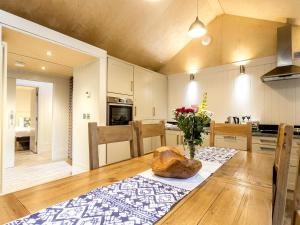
[[0, 37, 7, 194], [0, 10, 107, 193]]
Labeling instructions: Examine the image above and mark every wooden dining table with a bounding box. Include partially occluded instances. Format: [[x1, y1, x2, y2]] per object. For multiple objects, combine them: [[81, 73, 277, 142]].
[[0, 150, 273, 225]]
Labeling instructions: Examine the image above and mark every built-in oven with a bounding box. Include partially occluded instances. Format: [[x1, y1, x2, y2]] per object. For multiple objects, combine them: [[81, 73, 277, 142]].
[[107, 96, 133, 125]]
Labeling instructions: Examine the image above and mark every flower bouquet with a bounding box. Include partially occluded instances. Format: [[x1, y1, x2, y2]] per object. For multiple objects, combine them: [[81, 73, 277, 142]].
[[173, 92, 212, 159]]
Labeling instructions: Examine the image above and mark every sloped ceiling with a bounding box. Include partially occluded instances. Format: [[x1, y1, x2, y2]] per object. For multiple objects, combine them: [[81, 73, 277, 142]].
[[0, 0, 222, 71], [0, 0, 300, 72]]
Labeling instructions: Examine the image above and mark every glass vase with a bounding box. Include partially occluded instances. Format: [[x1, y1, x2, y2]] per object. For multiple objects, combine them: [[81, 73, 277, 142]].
[[187, 142, 196, 159]]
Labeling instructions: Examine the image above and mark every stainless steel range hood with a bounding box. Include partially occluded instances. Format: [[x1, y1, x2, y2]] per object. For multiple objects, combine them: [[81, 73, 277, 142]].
[[261, 25, 300, 82]]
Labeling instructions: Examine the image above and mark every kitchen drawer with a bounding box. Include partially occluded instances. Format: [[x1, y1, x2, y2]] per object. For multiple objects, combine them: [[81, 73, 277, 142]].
[[252, 143, 276, 154], [288, 165, 298, 190], [290, 147, 300, 166], [252, 136, 277, 146], [215, 135, 247, 150], [293, 139, 300, 148], [166, 130, 209, 147]]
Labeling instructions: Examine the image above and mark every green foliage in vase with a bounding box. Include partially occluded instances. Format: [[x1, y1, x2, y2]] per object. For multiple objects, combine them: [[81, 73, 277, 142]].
[[173, 92, 212, 147]]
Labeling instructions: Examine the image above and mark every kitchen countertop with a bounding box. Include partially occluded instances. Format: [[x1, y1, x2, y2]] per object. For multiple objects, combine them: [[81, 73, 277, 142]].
[[165, 126, 300, 139]]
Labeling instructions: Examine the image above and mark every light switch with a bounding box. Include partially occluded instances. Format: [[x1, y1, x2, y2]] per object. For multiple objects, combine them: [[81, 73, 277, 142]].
[[83, 113, 86, 119]]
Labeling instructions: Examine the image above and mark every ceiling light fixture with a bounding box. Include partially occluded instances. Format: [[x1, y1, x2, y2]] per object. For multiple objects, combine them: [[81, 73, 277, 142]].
[[240, 65, 246, 74], [41, 66, 46, 70], [188, 0, 207, 38], [190, 73, 195, 80], [46, 51, 52, 56], [15, 61, 25, 67]]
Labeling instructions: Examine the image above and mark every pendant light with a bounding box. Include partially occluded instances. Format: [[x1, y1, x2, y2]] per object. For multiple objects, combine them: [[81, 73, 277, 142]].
[[188, 0, 207, 38]]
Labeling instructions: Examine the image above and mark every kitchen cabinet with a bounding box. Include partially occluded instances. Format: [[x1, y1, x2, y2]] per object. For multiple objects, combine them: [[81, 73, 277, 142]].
[[134, 67, 153, 120], [287, 139, 300, 190], [134, 67, 167, 121], [166, 130, 209, 147], [215, 135, 247, 150], [253, 136, 300, 191], [133, 67, 168, 154], [152, 73, 168, 120], [107, 141, 131, 164], [106, 59, 167, 161], [107, 57, 134, 96]]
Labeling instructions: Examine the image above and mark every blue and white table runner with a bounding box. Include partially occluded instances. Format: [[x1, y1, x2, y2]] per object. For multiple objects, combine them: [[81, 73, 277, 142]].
[[7, 147, 237, 225]]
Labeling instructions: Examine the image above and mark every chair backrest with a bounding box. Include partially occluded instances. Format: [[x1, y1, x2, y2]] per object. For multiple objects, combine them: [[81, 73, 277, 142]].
[[272, 124, 293, 225], [274, 124, 286, 171], [209, 121, 252, 151], [88, 122, 137, 170], [134, 120, 166, 156], [292, 141, 300, 225]]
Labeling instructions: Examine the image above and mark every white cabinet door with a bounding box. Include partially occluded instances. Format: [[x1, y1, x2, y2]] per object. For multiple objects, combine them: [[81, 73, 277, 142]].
[[134, 67, 153, 120], [143, 137, 153, 154], [106, 141, 131, 164], [107, 58, 134, 96], [166, 130, 180, 146], [152, 73, 167, 120]]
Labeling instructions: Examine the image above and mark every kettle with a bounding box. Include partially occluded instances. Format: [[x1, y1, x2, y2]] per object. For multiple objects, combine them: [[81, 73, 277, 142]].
[[233, 117, 240, 124]]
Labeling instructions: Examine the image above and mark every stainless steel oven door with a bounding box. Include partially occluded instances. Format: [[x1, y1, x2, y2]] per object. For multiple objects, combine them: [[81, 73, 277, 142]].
[[107, 103, 133, 125]]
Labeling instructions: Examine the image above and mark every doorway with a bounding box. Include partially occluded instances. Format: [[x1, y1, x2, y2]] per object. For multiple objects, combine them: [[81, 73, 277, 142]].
[[4, 78, 73, 193], [0, 24, 99, 194]]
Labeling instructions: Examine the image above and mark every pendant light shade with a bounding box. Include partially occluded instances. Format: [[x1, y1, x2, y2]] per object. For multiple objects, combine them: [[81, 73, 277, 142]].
[[188, 16, 207, 38], [188, 0, 207, 38]]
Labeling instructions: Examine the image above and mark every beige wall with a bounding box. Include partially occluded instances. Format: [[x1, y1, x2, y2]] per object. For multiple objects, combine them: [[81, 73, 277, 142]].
[[160, 14, 286, 75], [15, 86, 35, 125]]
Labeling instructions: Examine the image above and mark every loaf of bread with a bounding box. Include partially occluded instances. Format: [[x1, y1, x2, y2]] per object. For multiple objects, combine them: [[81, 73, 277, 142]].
[[152, 146, 202, 179]]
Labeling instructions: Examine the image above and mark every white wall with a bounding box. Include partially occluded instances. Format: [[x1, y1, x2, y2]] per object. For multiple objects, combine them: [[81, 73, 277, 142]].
[[168, 56, 300, 125], [37, 83, 53, 152], [5, 77, 15, 168], [73, 60, 104, 173], [15, 87, 33, 122], [9, 72, 69, 160]]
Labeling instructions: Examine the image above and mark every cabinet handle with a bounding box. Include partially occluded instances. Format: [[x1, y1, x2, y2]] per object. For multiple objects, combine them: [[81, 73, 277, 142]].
[[153, 107, 156, 117], [260, 146, 276, 151], [130, 81, 134, 92], [224, 136, 236, 140], [260, 139, 276, 144], [176, 135, 179, 145], [134, 107, 137, 117]]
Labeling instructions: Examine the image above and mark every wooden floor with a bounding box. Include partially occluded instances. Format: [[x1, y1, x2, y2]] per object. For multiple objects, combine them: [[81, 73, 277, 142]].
[[3, 151, 72, 194], [0, 151, 274, 225]]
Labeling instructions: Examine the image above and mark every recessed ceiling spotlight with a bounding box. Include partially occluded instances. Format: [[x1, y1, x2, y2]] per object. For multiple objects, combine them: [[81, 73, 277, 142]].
[[41, 66, 46, 70], [201, 35, 212, 46], [15, 61, 25, 67], [46, 51, 52, 56]]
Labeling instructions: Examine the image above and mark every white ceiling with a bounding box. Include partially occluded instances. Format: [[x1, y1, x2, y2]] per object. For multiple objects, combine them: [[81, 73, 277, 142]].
[[3, 27, 97, 77]]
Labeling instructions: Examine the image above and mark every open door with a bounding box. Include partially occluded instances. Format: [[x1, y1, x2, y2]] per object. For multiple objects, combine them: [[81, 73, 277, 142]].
[[30, 88, 38, 153], [0, 41, 8, 193]]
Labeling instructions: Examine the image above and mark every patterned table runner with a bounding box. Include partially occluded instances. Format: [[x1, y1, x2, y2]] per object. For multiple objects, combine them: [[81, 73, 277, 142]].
[[7, 147, 237, 225]]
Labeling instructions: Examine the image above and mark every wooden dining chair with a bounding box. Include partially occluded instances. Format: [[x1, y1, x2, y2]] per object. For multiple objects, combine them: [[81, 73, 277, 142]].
[[272, 124, 293, 225], [209, 121, 252, 151], [88, 122, 137, 170], [291, 141, 300, 225], [133, 120, 166, 156], [293, 158, 300, 225]]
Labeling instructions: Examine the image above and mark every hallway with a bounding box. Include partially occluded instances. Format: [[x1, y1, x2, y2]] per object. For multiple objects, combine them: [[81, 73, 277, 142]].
[[3, 151, 72, 194]]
